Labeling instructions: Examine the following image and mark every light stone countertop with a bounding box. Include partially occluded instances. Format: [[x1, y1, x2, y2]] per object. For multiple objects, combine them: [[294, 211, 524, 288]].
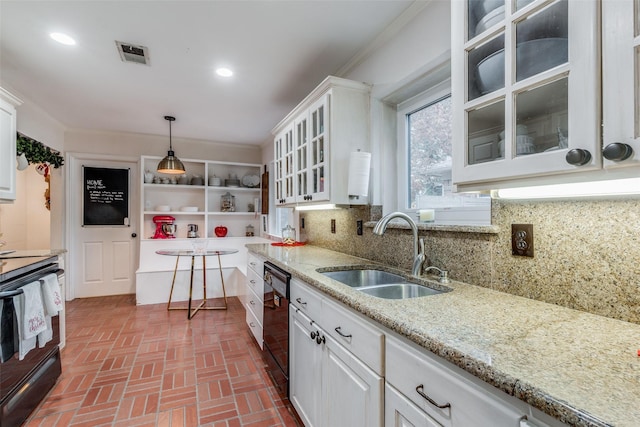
[[247, 243, 640, 427]]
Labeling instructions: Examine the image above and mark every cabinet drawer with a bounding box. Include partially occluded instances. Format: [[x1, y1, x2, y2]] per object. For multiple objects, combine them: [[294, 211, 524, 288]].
[[246, 267, 263, 298], [245, 286, 263, 326], [290, 278, 322, 321], [386, 336, 527, 427], [246, 304, 263, 349], [322, 297, 384, 375], [247, 252, 264, 275]]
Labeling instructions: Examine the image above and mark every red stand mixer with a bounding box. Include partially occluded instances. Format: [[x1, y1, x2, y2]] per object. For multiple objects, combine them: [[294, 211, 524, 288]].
[[152, 215, 177, 239]]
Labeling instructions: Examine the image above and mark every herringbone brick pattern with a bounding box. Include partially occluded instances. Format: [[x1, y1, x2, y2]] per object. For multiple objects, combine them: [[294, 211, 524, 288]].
[[25, 295, 299, 427]]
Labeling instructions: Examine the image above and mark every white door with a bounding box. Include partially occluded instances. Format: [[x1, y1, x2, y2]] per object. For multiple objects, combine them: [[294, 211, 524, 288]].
[[67, 155, 139, 298]]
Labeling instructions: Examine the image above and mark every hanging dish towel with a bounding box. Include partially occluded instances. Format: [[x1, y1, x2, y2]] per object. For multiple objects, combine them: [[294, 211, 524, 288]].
[[0, 298, 17, 362], [12, 292, 36, 360], [37, 315, 53, 348], [20, 281, 47, 340], [38, 273, 61, 348], [40, 273, 63, 315]]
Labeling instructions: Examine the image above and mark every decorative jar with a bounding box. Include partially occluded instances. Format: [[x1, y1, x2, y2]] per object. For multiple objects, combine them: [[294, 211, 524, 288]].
[[220, 192, 236, 212]]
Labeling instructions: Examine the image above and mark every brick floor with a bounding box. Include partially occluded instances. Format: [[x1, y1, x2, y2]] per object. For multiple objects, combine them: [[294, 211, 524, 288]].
[[26, 295, 300, 427]]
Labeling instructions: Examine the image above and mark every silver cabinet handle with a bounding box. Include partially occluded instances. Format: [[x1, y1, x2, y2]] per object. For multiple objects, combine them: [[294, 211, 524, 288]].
[[296, 297, 307, 306], [249, 322, 256, 328], [249, 279, 256, 284], [416, 385, 451, 409], [249, 262, 257, 267], [334, 326, 352, 338], [249, 300, 255, 305]]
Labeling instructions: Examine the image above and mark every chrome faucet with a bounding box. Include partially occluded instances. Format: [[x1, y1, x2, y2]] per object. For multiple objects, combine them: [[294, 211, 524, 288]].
[[373, 212, 425, 276]]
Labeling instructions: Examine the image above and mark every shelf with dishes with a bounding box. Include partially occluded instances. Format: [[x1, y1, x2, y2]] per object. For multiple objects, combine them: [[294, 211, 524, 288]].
[[140, 156, 262, 241]]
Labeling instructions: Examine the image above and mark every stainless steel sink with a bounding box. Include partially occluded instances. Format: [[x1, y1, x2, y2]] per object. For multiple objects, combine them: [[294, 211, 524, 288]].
[[319, 268, 447, 299], [358, 283, 443, 299], [321, 269, 409, 288]]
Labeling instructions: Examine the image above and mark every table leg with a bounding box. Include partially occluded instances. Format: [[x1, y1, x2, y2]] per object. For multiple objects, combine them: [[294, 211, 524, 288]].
[[167, 255, 181, 311], [217, 253, 228, 309]]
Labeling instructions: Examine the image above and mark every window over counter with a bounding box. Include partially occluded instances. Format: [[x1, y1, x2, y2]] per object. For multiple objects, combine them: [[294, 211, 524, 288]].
[[397, 79, 491, 225]]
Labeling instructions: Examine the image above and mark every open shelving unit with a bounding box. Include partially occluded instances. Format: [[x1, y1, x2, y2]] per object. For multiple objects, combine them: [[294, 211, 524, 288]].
[[140, 156, 262, 240]]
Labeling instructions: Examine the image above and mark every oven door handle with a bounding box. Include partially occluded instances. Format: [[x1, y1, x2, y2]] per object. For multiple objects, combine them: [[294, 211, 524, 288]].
[[0, 289, 24, 298]]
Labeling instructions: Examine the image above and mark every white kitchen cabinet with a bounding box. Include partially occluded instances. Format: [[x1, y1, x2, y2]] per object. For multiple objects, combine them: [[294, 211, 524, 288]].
[[272, 76, 371, 206], [322, 331, 383, 427], [601, 0, 640, 169], [0, 88, 23, 202], [386, 333, 566, 427], [452, 0, 600, 188], [289, 307, 323, 427], [453, 0, 640, 190], [289, 278, 384, 427], [243, 252, 264, 348], [140, 156, 261, 239]]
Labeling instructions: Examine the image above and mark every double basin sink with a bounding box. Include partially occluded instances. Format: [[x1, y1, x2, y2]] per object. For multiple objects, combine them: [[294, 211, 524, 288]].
[[319, 268, 448, 300]]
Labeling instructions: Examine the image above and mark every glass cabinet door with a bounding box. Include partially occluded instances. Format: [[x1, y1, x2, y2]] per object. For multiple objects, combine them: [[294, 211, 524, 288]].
[[274, 132, 284, 204], [602, 0, 640, 168], [452, 0, 599, 187], [274, 125, 295, 205], [295, 113, 310, 200], [306, 95, 330, 202]]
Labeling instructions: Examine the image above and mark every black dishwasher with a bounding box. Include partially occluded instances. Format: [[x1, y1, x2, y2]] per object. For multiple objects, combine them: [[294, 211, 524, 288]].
[[262, 262, 291, 399]]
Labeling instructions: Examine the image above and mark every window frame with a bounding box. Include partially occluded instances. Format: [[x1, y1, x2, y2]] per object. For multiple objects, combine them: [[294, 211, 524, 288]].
[[396, 80, 491, 225]]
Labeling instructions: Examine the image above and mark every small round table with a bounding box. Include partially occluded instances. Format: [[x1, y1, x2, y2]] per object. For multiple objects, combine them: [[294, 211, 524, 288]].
[[156, 249, 238, 319]]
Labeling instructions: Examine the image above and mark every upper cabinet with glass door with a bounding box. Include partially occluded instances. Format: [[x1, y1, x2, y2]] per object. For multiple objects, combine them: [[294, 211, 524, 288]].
[[272, 76, 371, 206], [602, 0, 640, 169], [452, 0, 600, 189], [274, 124, 295, 206]]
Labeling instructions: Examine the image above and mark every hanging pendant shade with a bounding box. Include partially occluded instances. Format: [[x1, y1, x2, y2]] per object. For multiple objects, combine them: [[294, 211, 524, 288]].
[[157, 115, 185, 174]]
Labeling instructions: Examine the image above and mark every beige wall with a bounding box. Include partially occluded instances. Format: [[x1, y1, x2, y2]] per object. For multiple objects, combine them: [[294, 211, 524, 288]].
[[65, 129, 261, 164], [0, 165, 51, 249]]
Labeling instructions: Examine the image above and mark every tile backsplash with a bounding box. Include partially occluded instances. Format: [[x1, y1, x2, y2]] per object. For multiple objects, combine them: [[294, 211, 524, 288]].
[[301, 198, 640, 324]]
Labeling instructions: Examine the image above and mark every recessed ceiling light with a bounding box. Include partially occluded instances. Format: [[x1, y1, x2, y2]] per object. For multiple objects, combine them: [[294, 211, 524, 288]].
[[50, 32, 76, 46], [216, 68, 233, 77]]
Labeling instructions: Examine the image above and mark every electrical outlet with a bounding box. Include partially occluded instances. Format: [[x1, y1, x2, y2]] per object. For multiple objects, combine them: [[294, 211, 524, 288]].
[[511, 224, 534, 257], [356, 220, 363, 236], [331, 219, 336, 234]]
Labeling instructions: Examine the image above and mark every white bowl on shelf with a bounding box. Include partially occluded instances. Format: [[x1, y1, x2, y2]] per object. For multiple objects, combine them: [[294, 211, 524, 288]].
[[180, 206, 199, 212], [156, 205, 170, 212]]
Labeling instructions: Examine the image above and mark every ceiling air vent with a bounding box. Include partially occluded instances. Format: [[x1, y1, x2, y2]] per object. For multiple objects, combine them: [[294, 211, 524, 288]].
[[116, 41, 150, 65]]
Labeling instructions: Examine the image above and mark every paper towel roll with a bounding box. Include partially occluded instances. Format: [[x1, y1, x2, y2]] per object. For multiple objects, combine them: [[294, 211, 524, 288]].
[[347, 151, 371, 197]]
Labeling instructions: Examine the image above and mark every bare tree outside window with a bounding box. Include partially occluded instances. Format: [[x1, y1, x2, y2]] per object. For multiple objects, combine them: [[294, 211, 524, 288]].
[[407, 96, 453, 208]]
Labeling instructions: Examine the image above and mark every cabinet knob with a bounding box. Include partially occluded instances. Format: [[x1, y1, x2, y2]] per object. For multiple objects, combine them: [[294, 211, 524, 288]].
[[603, 142, 633, 161], [131, 233, 137, 238], [565, 149, 592, 166]]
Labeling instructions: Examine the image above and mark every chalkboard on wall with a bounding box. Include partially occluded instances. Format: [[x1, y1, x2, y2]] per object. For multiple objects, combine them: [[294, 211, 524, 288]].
[[83, 166, 130, 226]]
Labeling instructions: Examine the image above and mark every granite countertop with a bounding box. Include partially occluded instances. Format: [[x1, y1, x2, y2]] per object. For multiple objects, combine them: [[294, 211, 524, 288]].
[[247, 243, 640, 427]]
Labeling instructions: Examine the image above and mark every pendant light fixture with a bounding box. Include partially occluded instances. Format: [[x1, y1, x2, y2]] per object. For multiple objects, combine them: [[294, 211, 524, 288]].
[[157, 115, 185, 174]]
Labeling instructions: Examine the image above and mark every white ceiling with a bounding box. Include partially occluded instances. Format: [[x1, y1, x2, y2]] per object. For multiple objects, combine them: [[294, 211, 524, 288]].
[[0, 0, 416, 146]]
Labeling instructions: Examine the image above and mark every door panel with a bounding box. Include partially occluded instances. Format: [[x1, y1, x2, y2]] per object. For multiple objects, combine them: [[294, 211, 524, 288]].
[[323, 333, 383, 427]]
